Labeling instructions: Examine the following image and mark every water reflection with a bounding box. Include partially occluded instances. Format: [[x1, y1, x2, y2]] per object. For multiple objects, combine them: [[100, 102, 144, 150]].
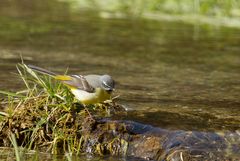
[[0, 148, 142, 161], [0, 0, 239, 132]]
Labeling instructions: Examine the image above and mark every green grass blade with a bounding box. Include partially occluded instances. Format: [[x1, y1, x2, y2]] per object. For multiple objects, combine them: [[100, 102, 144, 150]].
[[0, 90, 26, 98], [16, 64, 30, 89], [9, 133, 21, 161], [0, 111, 9, 117]]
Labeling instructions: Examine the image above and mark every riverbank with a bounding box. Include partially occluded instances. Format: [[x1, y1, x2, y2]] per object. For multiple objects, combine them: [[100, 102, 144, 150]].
[[65, 0, 240, 28]]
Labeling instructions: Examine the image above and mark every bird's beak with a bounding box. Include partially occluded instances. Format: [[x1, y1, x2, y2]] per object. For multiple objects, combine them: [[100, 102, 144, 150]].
[[107, 88, 115, 94]]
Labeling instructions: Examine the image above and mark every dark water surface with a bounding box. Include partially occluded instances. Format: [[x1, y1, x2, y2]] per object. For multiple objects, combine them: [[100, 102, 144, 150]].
[[0, 0, 240, 160]]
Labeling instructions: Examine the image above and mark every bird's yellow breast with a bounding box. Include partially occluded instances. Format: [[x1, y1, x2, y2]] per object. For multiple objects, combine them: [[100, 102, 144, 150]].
[[70, 88, 111, 104]]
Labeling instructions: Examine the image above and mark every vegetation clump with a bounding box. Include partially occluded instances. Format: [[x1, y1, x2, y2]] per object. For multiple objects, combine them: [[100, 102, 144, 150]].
[[0, 63, 126, 155]]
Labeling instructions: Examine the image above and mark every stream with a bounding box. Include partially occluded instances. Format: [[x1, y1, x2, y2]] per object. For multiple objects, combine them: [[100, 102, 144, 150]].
[[0, 0, 239, 160]]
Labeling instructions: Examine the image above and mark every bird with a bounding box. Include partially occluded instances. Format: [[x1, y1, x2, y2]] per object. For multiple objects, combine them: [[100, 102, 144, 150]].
[[27, 65, 115, 107]]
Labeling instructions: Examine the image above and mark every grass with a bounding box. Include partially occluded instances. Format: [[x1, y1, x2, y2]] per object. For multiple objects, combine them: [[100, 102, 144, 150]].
[[9, 133, 21, 161], [0, 63, 125, 158], [0, 63, 81, 154]]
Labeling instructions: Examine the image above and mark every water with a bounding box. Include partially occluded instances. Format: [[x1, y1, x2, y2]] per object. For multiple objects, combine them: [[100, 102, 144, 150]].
[[0, 0, 239, 160]]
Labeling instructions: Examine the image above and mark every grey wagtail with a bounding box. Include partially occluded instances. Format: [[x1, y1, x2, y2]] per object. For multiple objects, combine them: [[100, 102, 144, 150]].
[[27, 65, 115, 105]]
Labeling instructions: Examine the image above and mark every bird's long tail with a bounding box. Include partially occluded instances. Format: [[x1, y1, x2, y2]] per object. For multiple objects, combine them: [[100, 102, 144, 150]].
[[27, 65, 57, 77]]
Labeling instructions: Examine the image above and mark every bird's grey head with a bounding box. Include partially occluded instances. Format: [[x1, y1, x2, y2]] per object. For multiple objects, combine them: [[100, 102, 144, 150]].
[[100, 74, 115, 93]]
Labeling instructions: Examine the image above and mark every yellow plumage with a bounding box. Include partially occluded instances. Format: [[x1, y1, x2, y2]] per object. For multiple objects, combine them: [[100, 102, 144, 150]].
[[71, 88, 111, 104], [54, 75, 72, 81]]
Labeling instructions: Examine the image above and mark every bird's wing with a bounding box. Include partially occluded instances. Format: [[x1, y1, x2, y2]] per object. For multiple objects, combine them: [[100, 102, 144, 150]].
[[27, 65, 95, 92], [54, 75, 95, 93]]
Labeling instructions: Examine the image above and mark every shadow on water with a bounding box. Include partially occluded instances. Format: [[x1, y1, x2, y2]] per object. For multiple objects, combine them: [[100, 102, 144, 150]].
[[0, 0, 239, 160]]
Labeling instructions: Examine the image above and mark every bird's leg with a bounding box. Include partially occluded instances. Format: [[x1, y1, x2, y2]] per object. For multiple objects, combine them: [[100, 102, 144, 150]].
[[70, 107, 77, 123], [83, 104, 94, 120]]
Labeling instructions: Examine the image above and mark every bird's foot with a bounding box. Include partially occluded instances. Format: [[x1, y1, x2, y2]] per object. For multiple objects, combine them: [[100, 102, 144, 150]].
[[84, 107, 95, 121]]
